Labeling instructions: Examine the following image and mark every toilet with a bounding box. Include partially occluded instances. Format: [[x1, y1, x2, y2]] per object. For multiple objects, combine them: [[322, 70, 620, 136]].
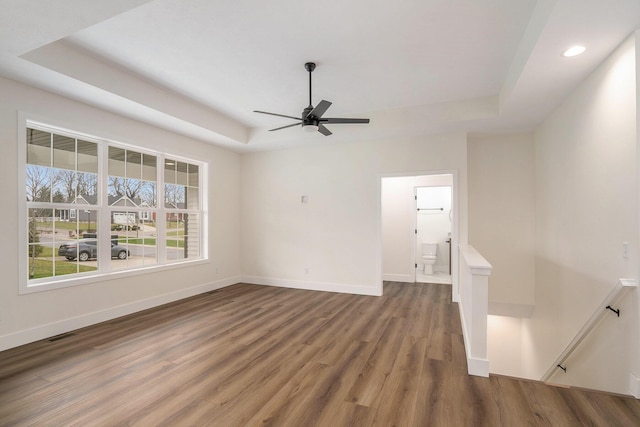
[[421, 242, 438, 275]]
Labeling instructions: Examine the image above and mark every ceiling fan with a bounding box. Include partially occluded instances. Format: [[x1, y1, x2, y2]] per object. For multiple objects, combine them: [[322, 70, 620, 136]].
[[254, 62, 370, 136]]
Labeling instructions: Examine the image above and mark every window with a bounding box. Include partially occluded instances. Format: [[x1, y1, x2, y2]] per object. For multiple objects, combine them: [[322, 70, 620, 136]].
[[108, 146, 158, 269], [21, 122, 206, 292], [164, 159, 201, 261]]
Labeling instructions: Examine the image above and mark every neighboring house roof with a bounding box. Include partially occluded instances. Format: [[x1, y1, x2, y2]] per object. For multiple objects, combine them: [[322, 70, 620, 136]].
[[165, 202, 186, 209], [110, 195, 140, 207], [70, 194, 143, 207], [70, 194, 183, 209]]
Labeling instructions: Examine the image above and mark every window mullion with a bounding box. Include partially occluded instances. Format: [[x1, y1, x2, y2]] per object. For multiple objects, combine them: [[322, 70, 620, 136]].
[[98, 143, 111, 272], [157, 154, 167, 264]]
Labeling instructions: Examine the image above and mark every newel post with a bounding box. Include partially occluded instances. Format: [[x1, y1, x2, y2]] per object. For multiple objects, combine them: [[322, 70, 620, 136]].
[[458, 244, 492, 377]]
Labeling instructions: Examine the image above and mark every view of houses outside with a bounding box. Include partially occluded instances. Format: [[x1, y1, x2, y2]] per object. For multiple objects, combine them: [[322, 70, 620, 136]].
[[26, 127, 200, 282]]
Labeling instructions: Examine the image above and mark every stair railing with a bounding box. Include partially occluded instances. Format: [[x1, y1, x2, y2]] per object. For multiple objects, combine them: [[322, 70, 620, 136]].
[[541, 278, 638, 382]]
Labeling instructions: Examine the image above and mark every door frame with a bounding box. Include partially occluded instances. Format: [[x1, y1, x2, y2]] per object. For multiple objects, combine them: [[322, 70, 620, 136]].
[[379, 170, 460, 300]]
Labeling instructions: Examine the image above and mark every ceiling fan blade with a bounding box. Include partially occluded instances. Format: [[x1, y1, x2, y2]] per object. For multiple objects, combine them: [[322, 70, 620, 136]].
[[308, 100, 332, 118], [254, 110, 302, 121], [269, 122, 301, 132], [318, 124, 332, 136], [321, 118, 370, 124]]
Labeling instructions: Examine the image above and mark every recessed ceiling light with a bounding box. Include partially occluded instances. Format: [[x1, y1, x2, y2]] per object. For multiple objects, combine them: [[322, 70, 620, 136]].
[[563, 45, 586, 57]]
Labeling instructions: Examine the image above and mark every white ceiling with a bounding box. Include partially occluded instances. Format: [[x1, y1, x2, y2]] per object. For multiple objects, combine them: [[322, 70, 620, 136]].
[[1, 0, 639, 152]]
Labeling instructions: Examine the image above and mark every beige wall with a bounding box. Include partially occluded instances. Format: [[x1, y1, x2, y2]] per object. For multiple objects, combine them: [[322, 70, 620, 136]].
[[468, 133, 536, 309], [524, 34, 639, 394], [467, 133, 536, 378], [0, 76, 241, 349], [240, 133, 468, 296]]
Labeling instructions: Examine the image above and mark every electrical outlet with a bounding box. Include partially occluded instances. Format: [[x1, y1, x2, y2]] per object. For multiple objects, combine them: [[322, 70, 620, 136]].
[[304, 267, 310, 275], [623, 242, 629, 259]]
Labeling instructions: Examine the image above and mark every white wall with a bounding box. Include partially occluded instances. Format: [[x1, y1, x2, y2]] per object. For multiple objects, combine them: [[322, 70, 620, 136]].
[[523, 34, 639, 395], [240, 134, 468, 296], [0, 76, 241, 350], [381, 176, 416, 283]]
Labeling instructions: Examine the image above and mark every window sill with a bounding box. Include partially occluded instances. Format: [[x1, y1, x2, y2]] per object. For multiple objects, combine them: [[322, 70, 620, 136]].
[[20, 258, 209, 295]]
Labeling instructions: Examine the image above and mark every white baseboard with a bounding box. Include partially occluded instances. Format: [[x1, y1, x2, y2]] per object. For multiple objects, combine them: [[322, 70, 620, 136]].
[[630, 373, 640, 399], [240, 275, 382, 296], [467, 356, 490, 377], [0, 276, 240, 352], [382, 273, 412, 282]]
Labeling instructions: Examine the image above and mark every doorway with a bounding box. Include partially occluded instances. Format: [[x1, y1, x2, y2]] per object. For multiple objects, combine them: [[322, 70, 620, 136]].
[[415, 185, 452, 284], [380, 172, 457, 287]]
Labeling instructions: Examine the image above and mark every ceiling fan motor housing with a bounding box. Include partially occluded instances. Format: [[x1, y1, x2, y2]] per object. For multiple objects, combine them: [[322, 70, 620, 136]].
[[302, 106, 318, 128]]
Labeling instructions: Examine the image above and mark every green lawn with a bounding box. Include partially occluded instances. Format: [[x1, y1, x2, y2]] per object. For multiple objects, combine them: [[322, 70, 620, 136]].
[[119, 237, 157, 245], [32, 246, 55, 257], [37, 221, 92, 232], [166, 239, 184, 248], [28, 258, 96, 279]]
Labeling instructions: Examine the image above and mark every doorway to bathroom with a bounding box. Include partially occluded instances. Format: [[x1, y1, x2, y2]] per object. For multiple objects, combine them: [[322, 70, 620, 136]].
[[380, 172, 456, 287], [415, 185, 452, 285]]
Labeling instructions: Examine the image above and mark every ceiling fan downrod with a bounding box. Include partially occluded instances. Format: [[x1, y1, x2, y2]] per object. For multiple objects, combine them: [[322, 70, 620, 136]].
[[305, 62, 316, 109]]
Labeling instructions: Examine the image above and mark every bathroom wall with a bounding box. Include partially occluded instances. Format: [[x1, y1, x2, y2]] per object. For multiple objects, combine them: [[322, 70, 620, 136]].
[[416, 185, 452, 274], [382, 174, 454, 282]]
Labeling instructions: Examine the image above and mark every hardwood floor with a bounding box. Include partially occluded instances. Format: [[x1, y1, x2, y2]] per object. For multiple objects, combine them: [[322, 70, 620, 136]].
[[1, 282, 640, 426]]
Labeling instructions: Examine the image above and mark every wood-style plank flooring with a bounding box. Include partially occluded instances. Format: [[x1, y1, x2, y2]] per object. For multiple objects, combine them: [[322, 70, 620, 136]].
[[1, 282, 640, 426]]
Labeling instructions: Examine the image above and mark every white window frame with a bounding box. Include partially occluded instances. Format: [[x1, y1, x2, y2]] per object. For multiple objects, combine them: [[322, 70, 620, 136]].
[[18, 118, 208, 294]]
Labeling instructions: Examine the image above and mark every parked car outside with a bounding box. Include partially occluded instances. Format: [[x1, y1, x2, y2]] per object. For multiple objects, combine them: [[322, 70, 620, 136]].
[[58, 239, 130, 261]]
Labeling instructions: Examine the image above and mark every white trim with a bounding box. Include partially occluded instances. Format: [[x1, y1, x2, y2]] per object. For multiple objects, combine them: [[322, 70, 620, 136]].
[[375, 176, 384, 295], [22, 258, 210, 294], [17, 113, 28, 296], [412, 186, 418, 283], [459, 244, 492, 275], [0, 276, 240, 352], [458, 301, 490, 377], [19, 115, 208, 293], [629, 373, 640, 399], [467, 356, 490, 377], [378, 169, 460, 298], [382, 273, 413, 282], [241, 276, 382, 297]]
